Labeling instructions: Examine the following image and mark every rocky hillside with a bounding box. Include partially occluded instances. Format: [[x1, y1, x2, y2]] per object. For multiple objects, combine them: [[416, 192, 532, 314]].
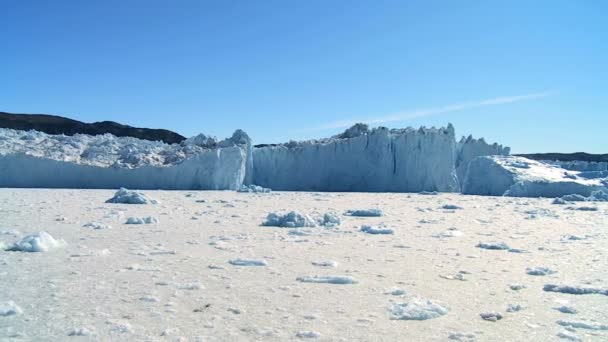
[[0, 112, 185, 144]]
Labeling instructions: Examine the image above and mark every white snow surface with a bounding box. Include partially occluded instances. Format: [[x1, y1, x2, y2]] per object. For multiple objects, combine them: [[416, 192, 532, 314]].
[[463, 155, 608, 197], [0, 128, 251, 190], [0, 189, 607, 341]]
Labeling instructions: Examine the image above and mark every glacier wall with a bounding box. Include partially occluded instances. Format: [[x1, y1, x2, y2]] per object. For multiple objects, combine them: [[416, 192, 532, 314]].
[[462, 155, 607, 197], [252, 124, 461, 192], [0, 128, 249, 190]]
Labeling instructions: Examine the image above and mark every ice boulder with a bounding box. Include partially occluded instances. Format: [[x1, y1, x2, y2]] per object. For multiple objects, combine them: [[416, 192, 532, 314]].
[[0, 128, 251, 190], [0, 301, 22, 316], [462, 156, 607, 197], [106, 188, 158, 204], [6, 232, 66, 252], [253, 124, 460, 192], [262, 211, 318, 228], [237, 184, 271, 193], [125, 216, 159, 224], [388, 297, 448, 320]]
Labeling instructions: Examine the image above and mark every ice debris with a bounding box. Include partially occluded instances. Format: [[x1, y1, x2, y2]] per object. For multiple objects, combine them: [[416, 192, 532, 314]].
[[296, 275, 358, 284], [229, 258, 268, 266], [106, 188, 158, 204], [526, 267, 556, 276], [480, 312, 503, 322], [238, 184, 271, 193], [0, 301, 22, 316], [125, 216, 159, 224], [6, 232, 65, 252], [388, 297, 448, 320], [263, 211, 318, 228], [476, 242, 510, 250], [360, 225, 394, 235], [543, 284, 608, 296], [345, 209, 383, 217]]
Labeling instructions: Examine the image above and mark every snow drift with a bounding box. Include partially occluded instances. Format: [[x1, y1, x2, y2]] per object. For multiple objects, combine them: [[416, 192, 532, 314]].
[[0, 128, 252, 190], [253, 124, 461, 192], [462, 155, 608, 197]]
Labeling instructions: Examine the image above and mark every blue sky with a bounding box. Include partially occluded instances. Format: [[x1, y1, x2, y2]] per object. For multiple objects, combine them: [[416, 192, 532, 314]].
[[1, 1, 606, 153]]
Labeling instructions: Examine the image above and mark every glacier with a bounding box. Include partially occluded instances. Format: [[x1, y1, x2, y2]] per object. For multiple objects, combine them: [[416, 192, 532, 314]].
[[3, 123, 605, 198], [253, 124, 461, 192], [0, 128, 252, 190], [462, 155, 607, 197]]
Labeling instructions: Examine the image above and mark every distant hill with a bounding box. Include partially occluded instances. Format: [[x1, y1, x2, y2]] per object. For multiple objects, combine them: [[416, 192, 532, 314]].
[[516, 152, 608, 163], [0, 112, 186, 144]]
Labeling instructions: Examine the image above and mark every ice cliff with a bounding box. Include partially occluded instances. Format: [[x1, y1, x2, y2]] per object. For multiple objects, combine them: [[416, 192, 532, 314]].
[[456, 135, 510, 183], [0, 128, 252, 190], [462, 155, 607, 197], [252, 124, 461, 192]]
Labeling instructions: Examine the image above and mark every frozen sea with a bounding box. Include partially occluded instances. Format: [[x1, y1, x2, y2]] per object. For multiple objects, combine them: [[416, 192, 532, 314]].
[[0, 189, 607, 341]]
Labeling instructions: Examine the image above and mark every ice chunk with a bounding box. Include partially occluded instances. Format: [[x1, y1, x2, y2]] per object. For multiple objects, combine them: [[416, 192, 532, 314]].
[[543, 284, 608, 296], [526, 267, 556, 276], [555, 306, 578, 314], [237, 184, 271, 193], [262, 211, 317, 228], [6, 232, 65, 252], [441, 204, 463, 210], [125, 216, 159, 224], [296, 331, 321, 339], [321, 213, 341, 227], [296, 275, 358, 284], [345, 209, 383, 217], [106, 188, 158, 204], [83, 222, 111, 230], [480, 312, 503, 322], [476, 242, 510, 250], [556, 320, 608, 330], [311, 261, 338, 268], [0, 301, 22, 316], [463, 156, 606, 197], [229, 258, 268, 266], [360, 225, 394, 235], [388, 297, 448, 320]]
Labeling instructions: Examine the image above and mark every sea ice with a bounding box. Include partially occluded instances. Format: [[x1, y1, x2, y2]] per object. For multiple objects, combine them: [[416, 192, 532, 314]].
[[83, 222, 111, 230], [556, 320, 608, 330], [388, 297, 448, 320], [238, 184, 271, 193], [6, 232, 65, 252], [311, 261, 338, 268], [480, 312, 503, 322]]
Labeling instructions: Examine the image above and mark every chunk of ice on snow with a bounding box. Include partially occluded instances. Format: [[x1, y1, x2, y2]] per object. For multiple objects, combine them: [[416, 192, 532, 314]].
[[296, 275, 358, 284], [125, 216, 159, 224], [526, 266, 556, 276], [556, 320, 608, 330], [476, 242, 510, 250], [106, 188, 158, 204], [263, 211, 317, 228], [388, 297, 448, 320], [229, 258, 268, 266], [360, 225, 394, 235], [345, 209, 383, 217], [0, 301, 22, 316], [6, 232, 65, 252], [543, 284, 608, 296]]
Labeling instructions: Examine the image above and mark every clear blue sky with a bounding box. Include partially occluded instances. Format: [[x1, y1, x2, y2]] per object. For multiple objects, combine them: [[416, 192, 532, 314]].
[[1, 1, 606, 153]]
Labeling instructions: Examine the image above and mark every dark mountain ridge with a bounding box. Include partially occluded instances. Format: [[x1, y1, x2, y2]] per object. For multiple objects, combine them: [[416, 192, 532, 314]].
[[0, 111, 186, 144]]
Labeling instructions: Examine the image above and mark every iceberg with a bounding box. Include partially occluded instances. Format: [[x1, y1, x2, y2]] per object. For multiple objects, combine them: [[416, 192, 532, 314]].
[[462, 156, 607, 197], [455, 135, 510, 184]]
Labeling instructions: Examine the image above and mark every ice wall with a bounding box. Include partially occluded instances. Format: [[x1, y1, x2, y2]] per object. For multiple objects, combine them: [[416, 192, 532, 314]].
[[252, 124, 460, 192], [462, 155, 607, 197], [0, 128, 249, 190], [456, 135, 510, 184]]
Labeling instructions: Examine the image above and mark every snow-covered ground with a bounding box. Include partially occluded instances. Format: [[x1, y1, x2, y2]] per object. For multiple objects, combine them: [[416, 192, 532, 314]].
[[1, 189, 607, 341]]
